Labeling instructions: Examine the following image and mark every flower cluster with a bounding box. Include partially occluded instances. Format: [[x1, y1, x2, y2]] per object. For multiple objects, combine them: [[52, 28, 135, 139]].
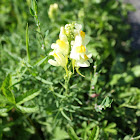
[[48, 23, 92, 75]]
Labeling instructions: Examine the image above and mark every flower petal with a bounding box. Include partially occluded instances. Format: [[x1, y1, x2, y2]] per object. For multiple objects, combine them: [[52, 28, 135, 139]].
[[48, 59, 59, 66]]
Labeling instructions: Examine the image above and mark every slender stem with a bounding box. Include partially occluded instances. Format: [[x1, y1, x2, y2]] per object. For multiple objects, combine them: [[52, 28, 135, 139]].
[[34, 15, 47, 53], [26, 23, 30, 63], [64, 76, 70, 95], [89, 72, 93, 94], [64, 67, 72, 95]]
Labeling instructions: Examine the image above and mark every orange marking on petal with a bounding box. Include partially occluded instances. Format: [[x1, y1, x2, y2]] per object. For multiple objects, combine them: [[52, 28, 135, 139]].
[[76, 45, 86, 53], [80, 31, 85, 38], [84, 54, 88, 60]]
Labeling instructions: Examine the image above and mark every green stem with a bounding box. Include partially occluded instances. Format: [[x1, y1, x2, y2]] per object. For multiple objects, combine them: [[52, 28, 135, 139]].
[[64, 67, 72, 95], [64, 76, 69, 95], [26, 23, 30, 63], [89, 72, 93, 94], [64, 67, 68, 77], [34, 15, 47, 53]]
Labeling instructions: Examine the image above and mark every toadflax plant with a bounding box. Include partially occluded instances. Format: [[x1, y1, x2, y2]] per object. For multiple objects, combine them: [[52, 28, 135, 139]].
[[0, 0, 117, 139], [48, 23, 93, 94], [48, 23, 92, 71], [48, 23, 92, 73]]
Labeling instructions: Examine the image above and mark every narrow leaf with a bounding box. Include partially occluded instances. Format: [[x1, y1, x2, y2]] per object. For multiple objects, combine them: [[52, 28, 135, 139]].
[[16, 89, 40, 105], [75, 98, 82, 105], [33, 0, 38, 15], [35, 56, 48, 67], [1, 74, 15, 104], [101, 96, 113, 109], [89, 126, 99, 140], [68, 127, 80, 140], [35, 76, 53, 85], [16, 105, 39, 113], [61, 110, 71, 121], [53, 92, 65, 98], [30, 8, 35, 16]]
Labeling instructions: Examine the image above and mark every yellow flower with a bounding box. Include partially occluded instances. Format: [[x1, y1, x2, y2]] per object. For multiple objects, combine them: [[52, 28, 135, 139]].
[[80, 31, 85, 39], [51, 27, 69, 56], [49, 23, 92, 70], [70, 28, 92, 67], [48, 51, 68, 68]]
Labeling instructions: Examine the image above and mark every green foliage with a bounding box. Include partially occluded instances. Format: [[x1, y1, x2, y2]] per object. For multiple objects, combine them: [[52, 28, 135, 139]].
[[30, 0, 38, 16], [0, 0, 140, 139], [0, 74, 40, 116], [89, 126, 99, 140], [16, 105, 39, 113], [16, 89, 40, 105], [26, 23, 30, 63], [68, 127, 80, 140], [95, 97, 113, 112], [1, 74, 15, 104]]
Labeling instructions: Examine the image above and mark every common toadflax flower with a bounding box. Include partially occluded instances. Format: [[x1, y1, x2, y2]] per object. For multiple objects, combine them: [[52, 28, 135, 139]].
[[48, 23, 92, 76]]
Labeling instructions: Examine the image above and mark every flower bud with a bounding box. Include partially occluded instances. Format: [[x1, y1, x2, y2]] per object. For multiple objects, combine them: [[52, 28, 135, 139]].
[[48, 3, 58, 21]]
